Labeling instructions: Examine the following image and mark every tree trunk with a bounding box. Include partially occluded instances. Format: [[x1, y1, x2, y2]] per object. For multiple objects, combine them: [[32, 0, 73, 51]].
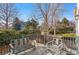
[[5, 4, 9, 29], [5, 18, 8, 29], [45, 15, 49, 35], [53, 19, 56, 36], [54, 27, 56, 36]]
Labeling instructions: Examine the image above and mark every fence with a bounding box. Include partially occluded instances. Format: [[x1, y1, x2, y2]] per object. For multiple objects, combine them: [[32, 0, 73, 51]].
[[0, 34, 78, 55], [0, 42, 10, 55], [62, 36, 77, 50]]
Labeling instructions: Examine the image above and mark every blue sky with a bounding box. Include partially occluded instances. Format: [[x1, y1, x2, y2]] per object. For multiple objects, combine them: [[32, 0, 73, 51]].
[[15, 3, 36, 21], [63, 3, 76, 21], [15, 3, 76, 22]]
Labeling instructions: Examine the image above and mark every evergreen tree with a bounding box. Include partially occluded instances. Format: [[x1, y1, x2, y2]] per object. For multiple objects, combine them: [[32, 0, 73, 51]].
[[13, 17, 21, 30], [24, 18, 38, 34]]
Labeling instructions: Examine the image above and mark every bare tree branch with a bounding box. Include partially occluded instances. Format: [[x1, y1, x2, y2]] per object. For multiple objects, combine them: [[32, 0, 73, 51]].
[[0, 3, 18, 29], [36, 3, 64, 35]]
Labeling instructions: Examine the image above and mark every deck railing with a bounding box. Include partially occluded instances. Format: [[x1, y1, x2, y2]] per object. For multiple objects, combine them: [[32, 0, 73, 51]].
[[62, 36, 77, 50], [0, 34, 78, 55]]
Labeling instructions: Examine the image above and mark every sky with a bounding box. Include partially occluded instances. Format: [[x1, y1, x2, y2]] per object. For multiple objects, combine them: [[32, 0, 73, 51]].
[[63, 3, 76, 21], [15, 3, 37, 21], [15, 3, 76, 22]]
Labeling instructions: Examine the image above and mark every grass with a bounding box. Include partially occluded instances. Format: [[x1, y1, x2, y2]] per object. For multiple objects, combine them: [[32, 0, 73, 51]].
[[62, 33, 77, 37]]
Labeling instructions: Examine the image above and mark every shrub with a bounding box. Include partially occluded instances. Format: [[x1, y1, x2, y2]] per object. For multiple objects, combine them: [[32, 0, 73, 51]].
[[0, 29, 22, 45]]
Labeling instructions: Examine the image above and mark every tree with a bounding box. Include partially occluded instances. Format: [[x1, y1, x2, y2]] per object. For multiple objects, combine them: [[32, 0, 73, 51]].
[[61, 17, 70, 33], [49, 17, 74, 34], [24, 17, 38, 34], [13, 17, 21, 30], [36, 3, 64, 35], [30, 18, 38, 29], [0, 3, 18, 29], [62, 17, 69, 26], [36, 4, 50, 35]]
